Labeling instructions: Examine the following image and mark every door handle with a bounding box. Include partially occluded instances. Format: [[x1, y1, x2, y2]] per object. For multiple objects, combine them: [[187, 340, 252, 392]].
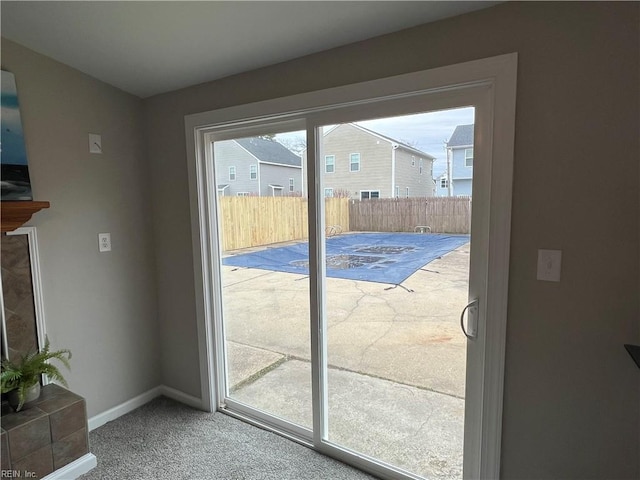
[[461, 298, 479, 340]]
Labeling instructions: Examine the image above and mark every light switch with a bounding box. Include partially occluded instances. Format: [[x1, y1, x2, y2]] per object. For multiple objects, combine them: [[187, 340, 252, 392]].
[[98, 233, 111, 252], [537, 249, 561, 282], [89, 133, 102, 154]]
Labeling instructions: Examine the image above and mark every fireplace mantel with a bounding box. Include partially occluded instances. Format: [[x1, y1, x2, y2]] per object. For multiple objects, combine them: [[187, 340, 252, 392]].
[[1, 201, 50, 233]]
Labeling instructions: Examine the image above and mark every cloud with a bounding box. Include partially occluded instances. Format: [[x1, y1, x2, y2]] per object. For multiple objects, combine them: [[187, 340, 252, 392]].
[[357, 107, 475, 160]]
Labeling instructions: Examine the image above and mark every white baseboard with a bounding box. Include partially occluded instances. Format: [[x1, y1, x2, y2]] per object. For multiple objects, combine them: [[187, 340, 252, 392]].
[[88, 385, 203, 431], [88, 386, 162, 431], [42, 453, 97, 480], [159, 385, 203, 409]]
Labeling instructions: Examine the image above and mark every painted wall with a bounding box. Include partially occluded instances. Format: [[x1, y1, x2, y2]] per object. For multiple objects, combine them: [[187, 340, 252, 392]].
[[1, 40, 160, 417], [143, 2, 639, 477]]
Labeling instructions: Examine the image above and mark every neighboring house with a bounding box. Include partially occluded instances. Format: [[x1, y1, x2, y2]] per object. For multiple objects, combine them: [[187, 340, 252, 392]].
[[438, 123, 474, 197], [214, 137, 303, 197], [308, 123, 435, 200], [435, 172, 450, 197]]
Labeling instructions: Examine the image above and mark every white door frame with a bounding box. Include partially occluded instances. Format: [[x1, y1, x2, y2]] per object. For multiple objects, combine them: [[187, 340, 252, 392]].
[[185, 53, 517, 479]]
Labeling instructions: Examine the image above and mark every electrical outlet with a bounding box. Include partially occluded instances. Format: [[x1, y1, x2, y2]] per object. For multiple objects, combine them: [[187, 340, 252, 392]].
[[98, 233, 111, 252]]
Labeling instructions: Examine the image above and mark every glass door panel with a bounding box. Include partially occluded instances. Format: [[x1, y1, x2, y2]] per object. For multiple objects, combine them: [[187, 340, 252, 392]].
[[319, 109, 475, 478], [213, 130, 312, 431]]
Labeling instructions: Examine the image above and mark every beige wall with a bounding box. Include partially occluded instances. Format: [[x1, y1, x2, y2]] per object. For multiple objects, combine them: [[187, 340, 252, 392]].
[[2, 1, 637, 476], [144, 2, 639, 477], [1, 40, 161, 417]]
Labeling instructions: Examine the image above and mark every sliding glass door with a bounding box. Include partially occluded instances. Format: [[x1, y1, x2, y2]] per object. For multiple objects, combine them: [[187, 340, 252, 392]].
[[207, 105, 477, 479], [188, 54, 516, 480], [318, 110, 473, 479], [212, 128, 313, 436]]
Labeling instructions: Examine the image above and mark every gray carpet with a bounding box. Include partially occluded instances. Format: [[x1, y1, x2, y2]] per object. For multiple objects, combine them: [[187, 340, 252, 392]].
[[80, 396, 379, 480]]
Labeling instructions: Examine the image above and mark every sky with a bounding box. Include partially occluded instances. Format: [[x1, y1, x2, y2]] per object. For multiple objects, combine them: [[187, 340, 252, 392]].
[[275, 106, 474, 178]]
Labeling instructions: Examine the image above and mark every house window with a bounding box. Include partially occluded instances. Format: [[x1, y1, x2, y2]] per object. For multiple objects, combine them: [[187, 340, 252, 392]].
[[350, 153, 361, 172], [465, 148, 474, 167], [419, 159, 423, 175], [250, 164, 257, 180], [324, 188, 334, 198], [441, 178, 449, 189], [289, 178, 294, 192], [360, 190, 380, 200], [411, 156, 416, 167], [405, 187, 410, 198], [229, 166, 236, 181], [325, 155, 335, 173], [395, 186, 400, 198]]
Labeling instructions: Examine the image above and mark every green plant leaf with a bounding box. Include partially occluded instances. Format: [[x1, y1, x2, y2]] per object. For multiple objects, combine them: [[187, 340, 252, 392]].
[[0, 335, 71, 399]]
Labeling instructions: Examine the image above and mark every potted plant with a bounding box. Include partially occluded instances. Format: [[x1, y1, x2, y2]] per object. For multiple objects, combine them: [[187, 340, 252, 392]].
[[1, 336, 71, 412]]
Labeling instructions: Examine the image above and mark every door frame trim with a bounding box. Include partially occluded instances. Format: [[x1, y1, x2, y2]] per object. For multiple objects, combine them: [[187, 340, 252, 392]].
[[185, 53, 517, 479]]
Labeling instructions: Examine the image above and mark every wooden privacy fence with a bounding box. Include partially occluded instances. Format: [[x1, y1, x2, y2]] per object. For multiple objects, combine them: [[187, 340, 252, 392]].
[[349, 196, 471, 234], [219, 197, 350, 251]]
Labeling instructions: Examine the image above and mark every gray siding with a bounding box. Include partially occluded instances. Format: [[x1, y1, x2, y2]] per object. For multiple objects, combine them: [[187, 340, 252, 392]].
[[260, 162, 302, 196], [213, 140, 260, 196], [214, 140, 302, 196]]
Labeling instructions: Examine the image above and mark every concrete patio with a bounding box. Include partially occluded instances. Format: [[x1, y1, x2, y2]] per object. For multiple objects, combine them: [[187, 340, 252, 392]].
[[221, 241, 470, 479]]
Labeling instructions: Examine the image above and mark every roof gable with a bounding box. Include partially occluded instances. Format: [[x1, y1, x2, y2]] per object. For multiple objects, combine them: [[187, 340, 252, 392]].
[[447, 124, 474, 147], [236, 137, 301, 167], [326, 123, 435, 160]]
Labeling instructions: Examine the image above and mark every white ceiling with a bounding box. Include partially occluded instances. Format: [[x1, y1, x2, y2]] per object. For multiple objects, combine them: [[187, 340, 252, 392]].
[[1, 1, 500, 98]]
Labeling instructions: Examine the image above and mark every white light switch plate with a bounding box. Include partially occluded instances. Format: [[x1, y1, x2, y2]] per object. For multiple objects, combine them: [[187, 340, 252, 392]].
[[537, 249, 562, 282], [98, 233, 111, 252], [89, 133, 102, 154]]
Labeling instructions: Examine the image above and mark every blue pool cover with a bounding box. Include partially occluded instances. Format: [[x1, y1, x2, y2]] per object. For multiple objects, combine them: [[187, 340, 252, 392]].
[[222, 233, 469, 285]]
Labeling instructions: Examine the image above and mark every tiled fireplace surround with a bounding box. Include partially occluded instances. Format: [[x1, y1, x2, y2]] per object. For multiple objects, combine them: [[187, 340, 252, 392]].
[[1, 232, 91, 478], [1, 385, 89, 478]]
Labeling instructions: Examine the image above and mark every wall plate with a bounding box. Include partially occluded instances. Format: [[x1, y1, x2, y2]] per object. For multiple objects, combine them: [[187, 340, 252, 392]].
[[89, 133, 102, 154]]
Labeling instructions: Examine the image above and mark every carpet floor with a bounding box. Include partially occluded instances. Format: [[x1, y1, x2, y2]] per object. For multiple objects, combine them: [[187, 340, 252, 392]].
[[80, 396, 379, 480]]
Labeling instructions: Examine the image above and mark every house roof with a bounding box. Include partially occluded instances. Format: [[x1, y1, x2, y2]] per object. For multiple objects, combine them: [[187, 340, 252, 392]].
[[327, 123, 436, 160], [236, 137, 302, 167], [447, 124, 474, 147]]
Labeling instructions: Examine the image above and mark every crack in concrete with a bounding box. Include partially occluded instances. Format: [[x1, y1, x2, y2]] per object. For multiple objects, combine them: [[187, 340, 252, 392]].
[[356, 320, 397, 371], [229, 356, 289, 393], [223, 270, 276, 288]]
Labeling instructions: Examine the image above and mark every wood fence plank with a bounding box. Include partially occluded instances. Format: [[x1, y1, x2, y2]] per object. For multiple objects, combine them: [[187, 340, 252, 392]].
[[348, 197, 471, 234]]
